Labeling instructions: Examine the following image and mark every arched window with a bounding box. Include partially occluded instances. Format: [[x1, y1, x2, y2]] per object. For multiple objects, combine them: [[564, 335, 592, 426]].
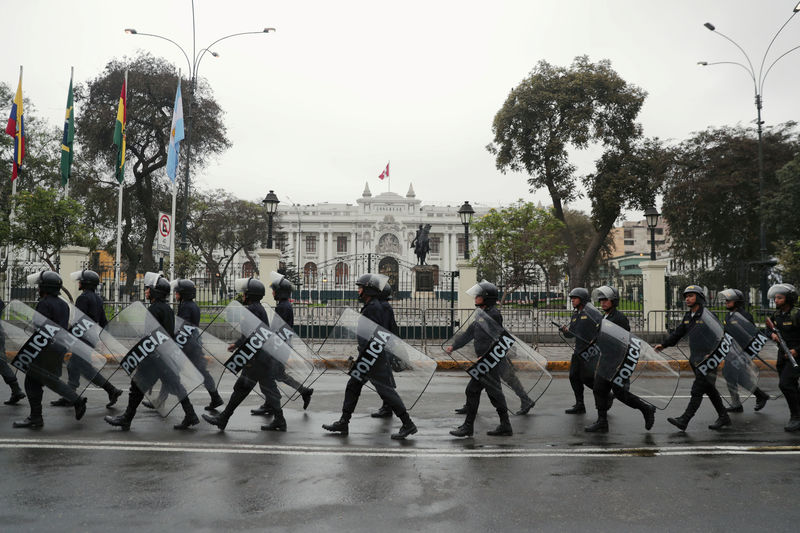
[[242, 261, 255, 278], [335, 262, 349, 286], [304, 262, 317, 285]]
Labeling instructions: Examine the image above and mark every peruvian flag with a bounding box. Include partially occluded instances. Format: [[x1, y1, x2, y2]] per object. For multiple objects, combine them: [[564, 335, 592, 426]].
[[378, 162, 389, 180]]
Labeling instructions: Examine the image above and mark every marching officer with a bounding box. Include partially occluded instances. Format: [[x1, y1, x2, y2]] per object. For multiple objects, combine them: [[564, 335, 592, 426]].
[[14, 272, 87, 428], [0, 298, 26, 405], [655, 285, 731, 431], [51, 270, 123, 409], [767, 283, 800, 432], [370, 282, 400, 419], [104, 273, 200, 430], [561, 287, 601, 415], [322, 273, 418, 440], [203, 277, 288, 432]]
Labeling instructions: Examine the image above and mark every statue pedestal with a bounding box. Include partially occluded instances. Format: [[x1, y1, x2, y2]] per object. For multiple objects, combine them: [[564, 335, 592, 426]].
[[412, 265, 435, 294]]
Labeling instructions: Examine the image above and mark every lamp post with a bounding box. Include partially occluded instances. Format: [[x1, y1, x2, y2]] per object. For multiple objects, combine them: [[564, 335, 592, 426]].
[[262, 190, 280, 249], [125, 1, 274, 256], [458, 201, 475, 260], [699, 3, 800, 306], [644, 206, 660, 261]]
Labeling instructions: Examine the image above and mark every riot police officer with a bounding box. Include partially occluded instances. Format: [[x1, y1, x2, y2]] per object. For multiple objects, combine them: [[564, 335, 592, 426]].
[[174, 279, 224, 411], [719, 288, 769, 413], [14, 272, 87, 428], [51, 270, 123, 409], [0, 298, 26, 405], [447, 280, 514, 437], [322, 273, 418, 440], [203, 277, 288, 432], [104, 273, 200, 430], [767, 283, 800, 432], [371, 282, 400, 419], [586, 285, 656, 432], [251, 273, 313, 416], [655, 285, 730, 431], [561, 287, 600, 415]]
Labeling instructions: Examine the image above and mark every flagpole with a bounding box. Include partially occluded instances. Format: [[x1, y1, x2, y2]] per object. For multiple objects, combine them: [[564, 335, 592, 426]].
[[6, 65, 21, 301], [114, 70, 127, 303], [169, 178, 177, 283]]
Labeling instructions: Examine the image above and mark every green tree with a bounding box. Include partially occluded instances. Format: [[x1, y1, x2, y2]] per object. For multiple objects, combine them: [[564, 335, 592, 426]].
[[488, 56, 668, 287], [663, 123, 798, 288], [472, 201, 566, 301], [73, 52, 230, 291]]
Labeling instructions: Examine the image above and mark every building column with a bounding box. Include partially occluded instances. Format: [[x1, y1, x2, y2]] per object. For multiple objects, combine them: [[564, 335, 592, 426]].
[[318, 231, 324, 261], [457, 259, 477, 310], [256, 248, 282, 307], [640, 260, 668, 333], [59, 246, 90, 303]]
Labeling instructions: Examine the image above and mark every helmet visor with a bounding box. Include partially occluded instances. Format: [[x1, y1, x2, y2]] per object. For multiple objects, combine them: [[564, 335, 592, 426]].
[[269, 271, 284, 286], [466, 280, 489, 298], [143, 272, 160, 288], [234, 278, 251, 293], [373, 273, 389, 291], [70, 270, 84, 281], [591, 286, 614, 301], [26, 272, 42, 286], [169, 279, 180, 291], [718, 288, 738, 303]]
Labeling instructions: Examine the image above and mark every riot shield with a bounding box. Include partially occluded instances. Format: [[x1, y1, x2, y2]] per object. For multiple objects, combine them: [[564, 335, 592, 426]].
[[202, 301, 315, 405], [723, 311, 779, 398], [4, 300, 107, 399], [560, 303, 604, 382], [594, 319, 680, 410], [173, 315, 227, 400], [443, 308, 552, 413], [321, 307, 437, 410], [687, 308, 758, 403], [100, 302, 204, 416]]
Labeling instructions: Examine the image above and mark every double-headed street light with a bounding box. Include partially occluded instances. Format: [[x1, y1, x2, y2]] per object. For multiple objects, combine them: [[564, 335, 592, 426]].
[[262, 190, 280, 249], [125, 3, 275, 260], [699, 3, 800, 306], [458, 201, 475, 260]]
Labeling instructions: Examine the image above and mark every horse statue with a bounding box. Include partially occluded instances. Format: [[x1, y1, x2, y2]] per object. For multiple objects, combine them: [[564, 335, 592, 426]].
[[411, 224, 431, 265]]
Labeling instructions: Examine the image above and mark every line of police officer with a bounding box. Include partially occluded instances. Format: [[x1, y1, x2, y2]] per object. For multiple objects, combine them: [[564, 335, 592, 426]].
[[4, 271, 800, 436]]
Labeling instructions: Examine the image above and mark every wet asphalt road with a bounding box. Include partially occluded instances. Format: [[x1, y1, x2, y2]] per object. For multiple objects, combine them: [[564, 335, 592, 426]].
[[0, 371, 798, 532]]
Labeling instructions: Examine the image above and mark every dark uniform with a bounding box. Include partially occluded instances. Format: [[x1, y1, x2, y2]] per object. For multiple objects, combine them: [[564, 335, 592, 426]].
[[0, 299, 26, 405], [771, 306, 800, 428], [564, 305, 601, 412], [722, 308, 769, 411], [177, 298, 222, 406]]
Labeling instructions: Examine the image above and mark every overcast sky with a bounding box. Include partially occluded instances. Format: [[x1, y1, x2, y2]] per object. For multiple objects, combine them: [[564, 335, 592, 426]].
[[4, 0, 800, 217]]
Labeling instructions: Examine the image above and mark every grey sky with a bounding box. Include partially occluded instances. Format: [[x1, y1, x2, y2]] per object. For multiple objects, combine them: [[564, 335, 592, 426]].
[[4, 0, 800, 217]]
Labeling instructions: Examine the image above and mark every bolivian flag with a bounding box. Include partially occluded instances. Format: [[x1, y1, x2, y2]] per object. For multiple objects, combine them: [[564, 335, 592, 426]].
[[4, 71, 24, 181], [112, 78, 126, 184]]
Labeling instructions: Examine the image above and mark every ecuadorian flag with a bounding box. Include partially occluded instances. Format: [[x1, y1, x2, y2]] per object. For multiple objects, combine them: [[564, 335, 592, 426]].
[[5, 71, 24, 181]]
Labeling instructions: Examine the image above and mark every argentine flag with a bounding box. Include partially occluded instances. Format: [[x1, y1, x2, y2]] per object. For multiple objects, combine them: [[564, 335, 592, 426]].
[[166, 80, 185, 182]]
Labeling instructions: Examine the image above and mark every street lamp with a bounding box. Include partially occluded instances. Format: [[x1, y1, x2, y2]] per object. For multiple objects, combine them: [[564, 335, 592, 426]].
[[262, 190, 280, 249], [125, 2, 275, 259], [699, 3, 800, 306], [644, 206, 660, 261], [458, 201, 475, 260]]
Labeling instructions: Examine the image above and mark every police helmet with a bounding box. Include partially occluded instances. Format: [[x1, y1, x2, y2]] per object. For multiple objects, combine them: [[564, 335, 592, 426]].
[[171, 279, 196, 300], [356, 273, 387, 297], [767, 283, 798, 306], [718, 288, 744, 305], [379, 283, 393, 301], [235, 277, 266, 301], [27, 271, 63, 295], [568, 287, 590, 304], [143, 272, 170, 300], [683, 285, 707, 304], [70, 269, 100, 290], [592, 285, 619, 305], [269, 271, 293, 300], [466, 280, 499, 305]]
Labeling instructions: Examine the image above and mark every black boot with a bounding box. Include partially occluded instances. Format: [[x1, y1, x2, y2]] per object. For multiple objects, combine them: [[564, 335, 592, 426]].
[[585, 411, 609, 433], [708, 414, 732, 430], [74, 397, 87, 421], [642, 403, 656, 431], [371, 404, 393, 418], [250, 403, 274, 416], [205, 391, 224, 411], [106, 387, 123, 409], [322, 418, 349, 435], [726, 390, 742, 412], [449, 422, 474, 437], [667, 414, 691, 431], [754, 389, 769, 412], [104, 414, 132, 430], [262, 412, 287, 431], [515, 397, 535, 416], [13, 416, 44, 428], [174, 400, 199, 430], [565, 402, 585, 414], [391, 413, 417, 440], [487, 411, 513, 436], [301, 388, 314, 410], [51, 397, 73, 407], [454, 404, 468, 415], [4, 384, 25, 405], [785, 417, 800, 432], [202, 412, 229, 430], [142, 400, 156, 409], [726, 404, 744, 413]]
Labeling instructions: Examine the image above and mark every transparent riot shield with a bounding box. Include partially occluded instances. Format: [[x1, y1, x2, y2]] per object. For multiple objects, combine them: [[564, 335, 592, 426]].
[[557, 303, 604, 382], [4, 300, 107, 399], [723, 311, 779, 399], [173, 315, 226, 401], [594, 319, 680, 410], [320, 307, 437, 410], [202, 301, 315, 406], [688, 308, 758, 403], [100, 301, 203, 416], [264, 304, 327, 401], [443, 308, 552, 413]]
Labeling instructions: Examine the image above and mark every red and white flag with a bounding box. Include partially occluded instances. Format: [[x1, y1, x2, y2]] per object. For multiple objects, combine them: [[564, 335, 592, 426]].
[[378, 162, 389, 180]]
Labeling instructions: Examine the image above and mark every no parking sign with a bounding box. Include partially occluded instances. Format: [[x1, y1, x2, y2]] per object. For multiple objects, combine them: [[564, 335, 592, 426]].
[[157, 211, 172, 251]]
